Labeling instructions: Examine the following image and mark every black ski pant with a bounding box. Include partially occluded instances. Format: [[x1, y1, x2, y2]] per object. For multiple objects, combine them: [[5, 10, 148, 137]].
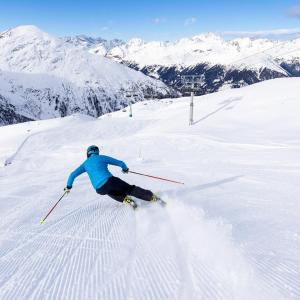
[[96, 176, 153, 203]]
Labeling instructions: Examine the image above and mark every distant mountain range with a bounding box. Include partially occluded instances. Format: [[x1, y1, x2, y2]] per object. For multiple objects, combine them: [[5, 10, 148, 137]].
[[76, 33, 300, 95], [61, 35, 124, 55], [1, 26, 300, 126], [0, 26, 175, 126]]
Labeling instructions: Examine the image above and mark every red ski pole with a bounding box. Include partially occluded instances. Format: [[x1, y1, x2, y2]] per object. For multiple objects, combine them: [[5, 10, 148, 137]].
[[40, 191, 68, 224], [128, 170, 184, 185]]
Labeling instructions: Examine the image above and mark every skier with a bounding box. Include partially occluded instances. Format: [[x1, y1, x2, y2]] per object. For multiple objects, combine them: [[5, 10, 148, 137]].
[[64, 145, 164, 209]]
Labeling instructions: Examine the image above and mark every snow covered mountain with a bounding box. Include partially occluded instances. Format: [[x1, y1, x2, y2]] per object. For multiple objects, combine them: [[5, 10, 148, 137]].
[[62, 35, 124, 56], [0, 78, 299, 299], [89, 33, 300, 94], [0, 26, 175, 126]]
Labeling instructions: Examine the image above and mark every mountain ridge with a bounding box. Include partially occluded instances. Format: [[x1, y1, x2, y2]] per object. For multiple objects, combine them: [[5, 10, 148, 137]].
[[0, 25, 176, 126], [81, 32, 300, 95]]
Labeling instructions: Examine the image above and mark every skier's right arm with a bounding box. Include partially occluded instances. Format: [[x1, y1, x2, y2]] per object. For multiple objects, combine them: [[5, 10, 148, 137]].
[[103, 156, 129, 172], [66, 164, 86, 189]]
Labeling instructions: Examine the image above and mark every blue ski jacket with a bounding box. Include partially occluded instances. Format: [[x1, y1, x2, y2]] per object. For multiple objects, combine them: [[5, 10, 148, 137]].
[[66, 154, 128, 190]]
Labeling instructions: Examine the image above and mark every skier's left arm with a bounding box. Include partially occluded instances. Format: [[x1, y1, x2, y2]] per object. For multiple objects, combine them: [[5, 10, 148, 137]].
[[103, 156, 129, 172], [66, 164, 86, 189]]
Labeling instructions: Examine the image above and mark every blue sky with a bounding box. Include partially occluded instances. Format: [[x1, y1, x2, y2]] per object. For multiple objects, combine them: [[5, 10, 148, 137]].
[[1, 0, 300, 40]]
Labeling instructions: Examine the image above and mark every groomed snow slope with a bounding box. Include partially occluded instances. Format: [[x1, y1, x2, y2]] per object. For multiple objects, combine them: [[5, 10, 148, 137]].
[[0, 78, 299, 299]]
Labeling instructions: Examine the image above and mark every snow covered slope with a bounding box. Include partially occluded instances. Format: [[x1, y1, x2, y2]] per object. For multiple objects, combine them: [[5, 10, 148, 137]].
[[0, 26, 175, 126], [0, 78, 299, 299]]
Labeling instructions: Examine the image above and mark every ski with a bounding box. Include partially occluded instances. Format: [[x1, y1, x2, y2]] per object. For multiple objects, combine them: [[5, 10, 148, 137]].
[[130, 200, 138, 210], [158, 198, 167, 207]]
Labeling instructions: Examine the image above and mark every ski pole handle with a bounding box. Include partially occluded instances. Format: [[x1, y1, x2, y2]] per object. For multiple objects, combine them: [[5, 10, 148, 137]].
[[40, 191, 67, 224], [128, 170, 184, 185]]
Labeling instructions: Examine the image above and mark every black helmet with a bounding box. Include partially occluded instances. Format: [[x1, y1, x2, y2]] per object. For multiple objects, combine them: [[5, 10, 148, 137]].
[[87, 145, 99, 158]]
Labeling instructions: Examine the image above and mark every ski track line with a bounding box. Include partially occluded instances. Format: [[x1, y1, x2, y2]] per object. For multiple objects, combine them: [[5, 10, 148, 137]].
[[0, 227, 64, 295], [121, 220, 173, 298], [193, 265, 223, 300], [249, 255, 300, 299], [93, 206, 137, 300], [0, 205, 85, 296], [192, 259, 232, 300], [135, 205, 191, 300], [244, 239, 299, 297], [134, 206, 175, 300], [0, 223, 68, 288], [0, 201, 112, 299], [2, 198, 295, 299], [111, 206, 137, 300], [193, 253, 258, 300], [145, 249, 179, 293], [31, 201, 117, 300], [0, 192, 94, 259], [0, 202, 104, 298], [162, 201, 270, 300], [79, 205, 134, 300], [128, 215, 179, 300], [0, 198, 94, 262], [40, 202, 129, 300], [0, 231, 33, 258], [35, 197, 98, 234], [96, 205, 182, 300], [276, 260, 300, 278], [94, 207, 138, 299], [132, 241, 180, 300], [3, 128, 60, 167], [160, 206, 200, 300]]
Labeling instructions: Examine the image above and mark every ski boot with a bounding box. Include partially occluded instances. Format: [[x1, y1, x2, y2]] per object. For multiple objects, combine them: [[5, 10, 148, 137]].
[[123, 196, 138, 210], [150, 194, 167, 207]]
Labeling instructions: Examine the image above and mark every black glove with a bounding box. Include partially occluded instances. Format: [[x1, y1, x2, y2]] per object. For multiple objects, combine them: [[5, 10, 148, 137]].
[[64, 186, 71, 194], [122, 168, 129, 174]]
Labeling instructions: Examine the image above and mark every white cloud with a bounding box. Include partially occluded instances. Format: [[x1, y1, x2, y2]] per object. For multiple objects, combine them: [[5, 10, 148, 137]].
[[221, 28, 300, 38], [184, 17, 197, 27], [287, 6, 300, 19], [152, 17, 166, 25]]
